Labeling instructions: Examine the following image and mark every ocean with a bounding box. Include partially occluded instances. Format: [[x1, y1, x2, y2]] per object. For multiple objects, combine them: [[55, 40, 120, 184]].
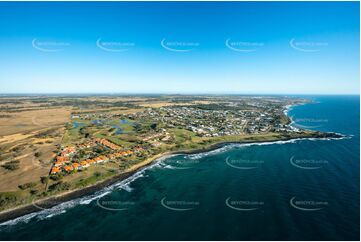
[[0, 95, 359, 240]]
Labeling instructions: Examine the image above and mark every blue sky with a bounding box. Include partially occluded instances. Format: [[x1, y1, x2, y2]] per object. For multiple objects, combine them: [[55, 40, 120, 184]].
[[0, 1, 359, 94]]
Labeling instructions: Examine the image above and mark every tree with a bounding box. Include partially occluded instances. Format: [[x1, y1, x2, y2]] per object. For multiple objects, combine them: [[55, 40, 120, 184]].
[[150, 123, 157, 130], [40, 176, 49, 184], [34, 152, 42, 157]]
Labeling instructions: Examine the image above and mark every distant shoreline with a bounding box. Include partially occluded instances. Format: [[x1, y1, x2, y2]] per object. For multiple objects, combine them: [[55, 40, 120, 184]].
[[0, 131, 344, 224]]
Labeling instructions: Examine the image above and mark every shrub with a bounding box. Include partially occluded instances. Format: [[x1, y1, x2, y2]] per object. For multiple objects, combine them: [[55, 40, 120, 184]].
[[34, 152, 42, 157], [30, 189, 39, 195], [50, 174, 63, 181], [18, 182, 36, 190], [0, 193, 19, 208], [40, 176, 49, 184], [48, 181, 71, 192], [1, 160, 20, 171]]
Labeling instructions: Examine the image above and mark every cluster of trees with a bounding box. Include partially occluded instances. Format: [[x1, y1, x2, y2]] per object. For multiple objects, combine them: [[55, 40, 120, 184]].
[[18, 182, 36, 190], [79, 127, 91, 138], [48, 181, 71, 192], [0, 193, 19, 209]]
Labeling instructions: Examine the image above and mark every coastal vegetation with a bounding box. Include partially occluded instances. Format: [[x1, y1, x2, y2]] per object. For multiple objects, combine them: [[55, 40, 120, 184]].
[[1, 160, 20, 171], [0, 95, 342, 218]]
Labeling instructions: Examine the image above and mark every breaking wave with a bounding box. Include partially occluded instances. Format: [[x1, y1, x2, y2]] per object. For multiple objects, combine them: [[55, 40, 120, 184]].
[[0, 155, 172, 228], [0, 135, 346, 228], [184, 135, 347, 160]]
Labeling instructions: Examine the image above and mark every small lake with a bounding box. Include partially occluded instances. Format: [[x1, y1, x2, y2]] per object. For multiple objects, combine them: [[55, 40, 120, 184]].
[[111, 124, 123, 134], [72, 122, 85, 128], [120, 119, 137, 126]]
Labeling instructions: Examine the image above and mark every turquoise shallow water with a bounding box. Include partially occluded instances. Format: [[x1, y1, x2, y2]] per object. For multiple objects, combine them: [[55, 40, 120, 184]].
[[0, 95, 359, 240]]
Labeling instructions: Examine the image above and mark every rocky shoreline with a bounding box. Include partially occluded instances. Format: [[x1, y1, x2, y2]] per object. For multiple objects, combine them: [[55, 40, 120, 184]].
[[0, 131, 344, 224]]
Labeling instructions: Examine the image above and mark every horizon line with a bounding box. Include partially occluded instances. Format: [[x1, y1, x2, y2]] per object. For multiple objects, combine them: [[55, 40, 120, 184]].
[[0, 93, 359, 96]]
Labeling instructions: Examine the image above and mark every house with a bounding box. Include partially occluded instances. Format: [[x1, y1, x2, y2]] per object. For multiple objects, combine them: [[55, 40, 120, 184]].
[[72, 162, 80, 170], [99, 155, 108, 162], [51, 167, 61, 174], [56, 156, 69, 163], [95, 157, 104, 163], [95, 138, 121, 150], [80, 161, 90, 168], [134, 147, 144, 153], [121, 151, 128, 156], [54, 161, 66, 167], [77, 141, 95, 149], [63, 165, 74, 172], [61, 146, 76, 157]]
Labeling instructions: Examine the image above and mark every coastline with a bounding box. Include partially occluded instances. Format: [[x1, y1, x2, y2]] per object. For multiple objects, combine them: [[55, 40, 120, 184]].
[[0, 152, 171, 224], [0, 131, 344, 224]]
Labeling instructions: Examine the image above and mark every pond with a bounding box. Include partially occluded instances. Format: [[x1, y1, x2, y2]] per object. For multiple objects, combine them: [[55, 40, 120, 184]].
[[72, 122, 85, 128], [111, 124, 123, 134], [119, 119, 137, 125]]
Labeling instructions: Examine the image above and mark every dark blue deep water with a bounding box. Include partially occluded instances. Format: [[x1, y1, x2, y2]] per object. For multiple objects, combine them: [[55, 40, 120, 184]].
[[0, 95, 359, 240]]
